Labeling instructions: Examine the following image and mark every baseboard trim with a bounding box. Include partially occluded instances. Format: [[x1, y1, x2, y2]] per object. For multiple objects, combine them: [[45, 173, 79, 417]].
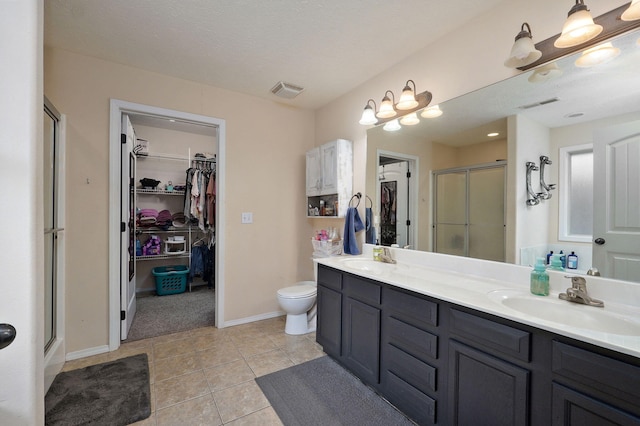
[[221, 311, 284, 328], [65, 344, 110, 361]]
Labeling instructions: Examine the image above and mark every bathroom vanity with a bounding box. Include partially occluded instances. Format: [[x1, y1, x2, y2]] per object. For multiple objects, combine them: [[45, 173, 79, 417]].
[[314, 250, 640, 426]]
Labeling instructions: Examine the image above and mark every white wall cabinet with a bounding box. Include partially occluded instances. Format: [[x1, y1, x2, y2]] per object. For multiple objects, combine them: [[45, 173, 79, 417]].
[[306, 139, 353, 218]]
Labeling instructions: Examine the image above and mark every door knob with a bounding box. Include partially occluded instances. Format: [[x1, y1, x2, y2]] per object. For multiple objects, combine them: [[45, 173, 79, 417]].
[[0, 323, 16, 350], [594, 238, 606, 245]]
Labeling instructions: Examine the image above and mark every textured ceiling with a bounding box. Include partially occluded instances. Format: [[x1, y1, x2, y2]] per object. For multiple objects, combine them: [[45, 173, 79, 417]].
[[44, 0, 505, 110]]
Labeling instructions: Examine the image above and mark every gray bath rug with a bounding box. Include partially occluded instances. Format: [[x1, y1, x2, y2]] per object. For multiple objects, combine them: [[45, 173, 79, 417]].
[[255, 356, 414, 425], [45, 354, 151, 426]]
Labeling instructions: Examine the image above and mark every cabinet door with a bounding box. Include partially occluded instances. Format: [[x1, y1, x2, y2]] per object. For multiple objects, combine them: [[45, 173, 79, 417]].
[[320, 141, 337, 194], [552, 384, 640, 426], [306, 147, 321, 196], [342, 296, 381, 386], [316, 284, 342, 357], [449, 341, 530, 426]]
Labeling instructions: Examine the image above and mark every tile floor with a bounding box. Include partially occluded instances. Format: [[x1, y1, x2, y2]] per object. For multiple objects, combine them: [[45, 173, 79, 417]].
[[60, 316, 325, 425]]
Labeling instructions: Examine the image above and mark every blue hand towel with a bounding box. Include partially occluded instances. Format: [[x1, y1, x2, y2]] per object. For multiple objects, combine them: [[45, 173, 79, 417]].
[[365, 207, 376, 244], [343, 207, 365, 255]]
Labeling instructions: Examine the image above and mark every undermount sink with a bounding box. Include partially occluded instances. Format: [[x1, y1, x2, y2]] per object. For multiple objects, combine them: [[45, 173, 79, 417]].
[[339, 258, 407, 276], [488, 289, 640, 336]]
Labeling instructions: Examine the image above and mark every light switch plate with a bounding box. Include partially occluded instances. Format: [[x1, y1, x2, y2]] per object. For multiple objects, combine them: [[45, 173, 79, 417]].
[[241, 212, 253, 224]]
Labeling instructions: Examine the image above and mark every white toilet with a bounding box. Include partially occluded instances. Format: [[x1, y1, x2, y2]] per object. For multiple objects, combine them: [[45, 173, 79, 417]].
[[277, 281, 317, 335]]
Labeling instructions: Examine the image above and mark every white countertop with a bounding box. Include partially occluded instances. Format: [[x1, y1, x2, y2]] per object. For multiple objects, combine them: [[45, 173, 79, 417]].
[[314, 249, 640, 359]]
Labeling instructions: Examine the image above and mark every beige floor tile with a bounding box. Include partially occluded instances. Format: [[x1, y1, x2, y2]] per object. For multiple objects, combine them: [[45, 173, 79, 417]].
[[197, 342, 243, 368], [235, 336, 278, 358], [224, 406, 283, 426], [203, 359, 255, 391], [282, 338, 325, 364], [246, 349, 294, 377], [111, 345, 155, 365], [155, 394, 222, 426], [154, 352, 203, 382], [61, 352, 112, 372], [154, 337, 196, 360], [152, 329, 193, 345], [148, 361, 155, 385], [186, 331, 230, 351], [155, 370, 211, 409], [213, 381, 270, 424], [268, 332, 310, 349]]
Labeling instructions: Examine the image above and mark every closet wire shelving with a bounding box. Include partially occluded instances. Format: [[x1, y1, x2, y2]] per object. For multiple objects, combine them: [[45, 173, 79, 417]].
[[133, 151, 216, 291]]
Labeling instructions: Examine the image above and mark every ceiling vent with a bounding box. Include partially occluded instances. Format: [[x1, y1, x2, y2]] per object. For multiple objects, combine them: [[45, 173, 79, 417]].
[[271, 81, 304, 99], [518, 97, 560, 109]]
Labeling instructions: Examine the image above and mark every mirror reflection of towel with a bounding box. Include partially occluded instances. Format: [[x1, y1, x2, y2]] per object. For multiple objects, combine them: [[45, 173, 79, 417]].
[[343, 207, 365, 255], [365, 207, 376, 244]]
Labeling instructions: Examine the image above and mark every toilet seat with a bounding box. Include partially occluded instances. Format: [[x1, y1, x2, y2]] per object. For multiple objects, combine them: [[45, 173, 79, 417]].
[[277, 285, 316, 299]]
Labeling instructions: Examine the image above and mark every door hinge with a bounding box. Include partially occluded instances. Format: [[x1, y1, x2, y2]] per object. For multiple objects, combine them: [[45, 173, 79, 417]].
[[406, 171, 412, 178], [121, 222, 126, 232], [121, 133, 126, 144], [121, 310, 126, 321], [406, 219, 411, 226], [130, 177, 134, 187]]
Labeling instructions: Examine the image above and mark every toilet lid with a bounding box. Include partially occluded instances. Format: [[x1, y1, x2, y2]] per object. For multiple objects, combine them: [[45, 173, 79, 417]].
[[277, 284, 317, 299]]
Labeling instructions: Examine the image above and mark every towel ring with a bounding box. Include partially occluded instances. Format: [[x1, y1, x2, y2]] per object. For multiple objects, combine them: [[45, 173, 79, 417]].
[[349, 192, 362, 208], [366, 195, 373, 208]]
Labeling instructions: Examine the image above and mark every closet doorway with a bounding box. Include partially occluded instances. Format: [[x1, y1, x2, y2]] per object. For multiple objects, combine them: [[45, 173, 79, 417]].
[[108, 100, 226, 351]]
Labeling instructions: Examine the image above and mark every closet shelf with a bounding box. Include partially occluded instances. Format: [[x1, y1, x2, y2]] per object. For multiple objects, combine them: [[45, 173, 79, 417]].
[[137, 225, 198, 234], [136, 188, 185, 196], [136, 253, 190, 261]]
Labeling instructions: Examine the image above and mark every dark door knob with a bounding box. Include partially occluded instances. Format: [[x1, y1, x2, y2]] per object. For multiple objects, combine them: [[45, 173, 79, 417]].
[[594, 238, 606, 245], [0, 324, 16, 350]]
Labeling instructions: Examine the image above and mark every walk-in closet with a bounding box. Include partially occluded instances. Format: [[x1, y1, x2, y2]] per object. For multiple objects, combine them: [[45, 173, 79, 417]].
[[122, 113, 218, 341]]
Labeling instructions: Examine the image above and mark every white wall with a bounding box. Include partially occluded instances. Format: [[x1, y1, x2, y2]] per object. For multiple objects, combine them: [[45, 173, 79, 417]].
[[0, 0, 44, 424]]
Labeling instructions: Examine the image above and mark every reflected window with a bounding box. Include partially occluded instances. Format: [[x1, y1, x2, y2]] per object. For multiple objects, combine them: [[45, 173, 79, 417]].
[[559, 144, 593, 242]]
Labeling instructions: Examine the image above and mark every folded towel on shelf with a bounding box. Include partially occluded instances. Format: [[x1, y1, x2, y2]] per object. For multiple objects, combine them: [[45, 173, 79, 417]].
[[365, 207, 376, 244], [343, 207, 365, 255]]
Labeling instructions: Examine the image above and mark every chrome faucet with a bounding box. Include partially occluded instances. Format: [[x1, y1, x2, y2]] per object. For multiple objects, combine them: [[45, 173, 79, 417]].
[[379, 247, 396, 264], [559, 276, 604, 307]]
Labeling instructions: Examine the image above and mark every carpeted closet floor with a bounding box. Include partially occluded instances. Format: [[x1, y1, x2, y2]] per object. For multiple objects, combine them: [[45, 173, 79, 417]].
[[125, 285, 216, 342]]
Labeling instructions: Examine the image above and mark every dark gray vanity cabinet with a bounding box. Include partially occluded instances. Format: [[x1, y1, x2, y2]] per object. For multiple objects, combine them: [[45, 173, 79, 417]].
[[341, 275, 381, 386], [315, 264, 640, 426], [551, 341, 640, 425], [316, 266, 343, 358]]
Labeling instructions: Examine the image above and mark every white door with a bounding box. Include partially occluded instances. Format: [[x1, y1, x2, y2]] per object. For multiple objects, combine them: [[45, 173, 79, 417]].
[[121, 114, 137, 339], [593, 120, 640, 281]]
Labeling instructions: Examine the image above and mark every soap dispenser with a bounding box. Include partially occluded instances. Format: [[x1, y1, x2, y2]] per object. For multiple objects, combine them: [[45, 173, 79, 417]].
[[530, 257, 549, 296], [373, 240, 383, 261], [549, 254, 564, 271]]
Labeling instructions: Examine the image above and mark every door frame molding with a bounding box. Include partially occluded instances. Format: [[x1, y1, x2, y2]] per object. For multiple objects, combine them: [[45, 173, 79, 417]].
[[108, 99, 226, 351]]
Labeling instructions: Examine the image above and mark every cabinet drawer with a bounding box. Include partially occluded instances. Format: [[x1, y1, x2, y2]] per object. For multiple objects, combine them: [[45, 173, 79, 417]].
[[384, 370, 437, 425], [384, 287, 438, 328], [449, 309, 531, 362], [317, 265, 342, 292], [385, 316, 438, 361], [344, 275, 381, 306], [383, 343, 437, 394], [552, 341, 640, 409]]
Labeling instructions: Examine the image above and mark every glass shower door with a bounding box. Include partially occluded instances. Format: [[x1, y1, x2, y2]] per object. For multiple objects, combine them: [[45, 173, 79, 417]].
[[468, 167, 505, 262]]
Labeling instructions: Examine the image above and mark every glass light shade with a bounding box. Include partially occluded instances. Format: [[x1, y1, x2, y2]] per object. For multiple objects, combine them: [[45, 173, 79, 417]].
[[376, 96, 396, 118], [504, 36, 542, 68], [421, 105, 443, 118], [383, 119, 401, 131], [400, 112, 420, 126], [528, 62, 563, 83], [359, 105, 377, 125], [574, 42, 620, 68], [396, 87, 419, 110], [554, 9, 603, 48], [621, 0, 640, 21]]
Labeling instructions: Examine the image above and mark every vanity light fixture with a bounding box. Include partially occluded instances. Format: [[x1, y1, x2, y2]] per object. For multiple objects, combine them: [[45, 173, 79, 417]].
[[383, 119, 401, 132], [622, 0, 640, 21], [574, 42, 620, 67], [377, 91, 397, 119], [399, 112, 420, 126], [504, 23, 542, 68], [421, 104, 443, 118], [396, 80, 420, 110], [359, 99, 378, 125], [554, 0, 603, 48]]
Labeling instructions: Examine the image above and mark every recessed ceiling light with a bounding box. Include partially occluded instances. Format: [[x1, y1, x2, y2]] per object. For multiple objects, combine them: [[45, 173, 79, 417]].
[[487, 132, 500, 137]]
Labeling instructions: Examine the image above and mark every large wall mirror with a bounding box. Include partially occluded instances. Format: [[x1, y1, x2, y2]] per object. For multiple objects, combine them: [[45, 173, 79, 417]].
[[365, 27, 640, 284]]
